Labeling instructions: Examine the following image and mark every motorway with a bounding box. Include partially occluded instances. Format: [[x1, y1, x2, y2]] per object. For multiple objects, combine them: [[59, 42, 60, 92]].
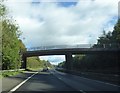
[[11, 69, 120, 92]]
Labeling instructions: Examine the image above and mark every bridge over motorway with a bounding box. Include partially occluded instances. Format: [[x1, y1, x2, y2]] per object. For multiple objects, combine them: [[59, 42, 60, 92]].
[[22, 44, 120, 70]]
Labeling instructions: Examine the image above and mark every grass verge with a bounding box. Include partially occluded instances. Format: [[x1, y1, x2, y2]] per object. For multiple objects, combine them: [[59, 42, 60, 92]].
[[0, 70, 23, 78], [26, 68, 43, 72]]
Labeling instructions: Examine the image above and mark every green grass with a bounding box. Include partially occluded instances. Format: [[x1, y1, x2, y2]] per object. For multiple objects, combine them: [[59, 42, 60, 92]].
[[26, 67, 43, 71], [1, 70, 23, 78]]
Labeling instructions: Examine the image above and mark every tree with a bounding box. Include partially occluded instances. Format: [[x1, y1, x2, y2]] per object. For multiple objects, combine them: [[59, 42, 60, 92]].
[[59, 19, 120, 74], [1, 1, 26, 69], [27, 57, 52, 69], [112, 19, 120, 44]]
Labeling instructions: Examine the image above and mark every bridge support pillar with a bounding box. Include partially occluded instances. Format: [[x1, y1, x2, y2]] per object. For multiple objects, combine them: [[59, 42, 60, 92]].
[[22, 56, 27, 70], [65, 53, 73, 71]]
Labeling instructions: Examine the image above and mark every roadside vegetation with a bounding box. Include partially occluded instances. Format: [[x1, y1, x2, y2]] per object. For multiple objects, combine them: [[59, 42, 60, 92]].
[[1, 1, 26, 70], [58, 19, 120, 75], [0, 70, 23, 78], [27, 57, 53, 71], [0, 1, 53, 77]]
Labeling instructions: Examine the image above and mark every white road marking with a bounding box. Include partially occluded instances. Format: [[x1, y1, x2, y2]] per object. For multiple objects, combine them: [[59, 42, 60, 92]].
[[8, 72, 38, 92], [55, 70, 120, 87], [79, 76, 120, 87], [79, 90, 86, 93], [58, 77, 62, 80]]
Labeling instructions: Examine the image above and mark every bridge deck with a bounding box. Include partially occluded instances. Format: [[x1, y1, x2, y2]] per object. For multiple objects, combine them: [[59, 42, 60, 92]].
[[23, 48, 120, 57]]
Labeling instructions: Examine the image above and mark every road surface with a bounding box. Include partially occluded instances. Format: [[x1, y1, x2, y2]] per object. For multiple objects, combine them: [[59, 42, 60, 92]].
[[11, 69, 120, 92]]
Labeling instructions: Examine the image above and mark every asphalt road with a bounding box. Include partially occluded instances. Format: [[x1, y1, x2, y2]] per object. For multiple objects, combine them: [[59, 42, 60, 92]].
[[13, 69, 120, 92], [15, 70, 75, 91]]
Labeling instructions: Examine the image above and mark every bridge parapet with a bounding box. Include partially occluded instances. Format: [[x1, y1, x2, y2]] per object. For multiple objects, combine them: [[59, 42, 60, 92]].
[[27, 43, 120, 51]]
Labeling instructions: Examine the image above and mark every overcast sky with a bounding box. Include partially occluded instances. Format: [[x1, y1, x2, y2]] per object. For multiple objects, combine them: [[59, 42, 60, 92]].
[[5, 0, 119, 65]]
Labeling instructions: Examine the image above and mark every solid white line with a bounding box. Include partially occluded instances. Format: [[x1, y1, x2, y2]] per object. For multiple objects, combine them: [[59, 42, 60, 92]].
[[8, 72, 38, 92]]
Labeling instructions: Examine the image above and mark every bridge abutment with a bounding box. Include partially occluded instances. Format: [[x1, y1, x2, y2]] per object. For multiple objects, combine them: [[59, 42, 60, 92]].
[[22, 56, 27, 70]]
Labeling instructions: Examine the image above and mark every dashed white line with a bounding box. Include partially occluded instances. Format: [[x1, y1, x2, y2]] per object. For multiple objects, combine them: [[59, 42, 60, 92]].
[[8, 72, 38, 92], [58, 77, 62, 80], [56, 70, 120, 87], [79, 90, 86, 93], [79, 76, 120, 87]]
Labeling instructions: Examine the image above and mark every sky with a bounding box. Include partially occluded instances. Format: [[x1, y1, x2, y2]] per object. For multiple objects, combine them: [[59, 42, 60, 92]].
[[4, 0, 119, 65]]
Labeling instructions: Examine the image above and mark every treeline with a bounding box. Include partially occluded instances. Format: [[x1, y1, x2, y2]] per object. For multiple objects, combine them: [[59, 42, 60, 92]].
[[1, 1, 26, 70], [58, 19, 120, 74], [1, 2, 52, 70], [27, 57, 53, 69]]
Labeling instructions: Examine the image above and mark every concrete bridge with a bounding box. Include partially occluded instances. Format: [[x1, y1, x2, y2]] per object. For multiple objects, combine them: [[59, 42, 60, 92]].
[[22, 44, 120, 70]]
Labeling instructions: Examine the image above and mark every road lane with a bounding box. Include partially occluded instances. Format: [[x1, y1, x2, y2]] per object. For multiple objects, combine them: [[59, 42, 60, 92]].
[[50, 69, 120, 92], [13, 69, 120, 92], [16, 71, 76, 91]]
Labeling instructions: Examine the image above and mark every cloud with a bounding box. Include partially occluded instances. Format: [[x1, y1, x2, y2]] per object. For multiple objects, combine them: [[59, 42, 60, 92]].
[[39, 55, 65, 65], [4, 0, 119, 63], [5, 0, 118, 47]]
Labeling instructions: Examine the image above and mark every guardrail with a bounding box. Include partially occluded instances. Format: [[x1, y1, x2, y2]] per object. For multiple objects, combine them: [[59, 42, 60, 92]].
[[27, 43, 120, 51]]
